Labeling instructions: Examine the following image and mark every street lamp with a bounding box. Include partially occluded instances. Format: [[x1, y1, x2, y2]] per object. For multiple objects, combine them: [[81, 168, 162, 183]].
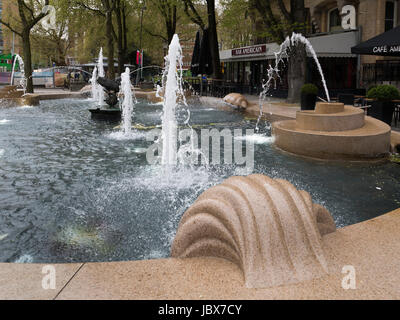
[[136, 0, 146, 85]]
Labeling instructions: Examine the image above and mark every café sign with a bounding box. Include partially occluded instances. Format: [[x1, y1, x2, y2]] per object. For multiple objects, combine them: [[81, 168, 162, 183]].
[[373, 45, 400, 53], [232, 44, 267, 57]]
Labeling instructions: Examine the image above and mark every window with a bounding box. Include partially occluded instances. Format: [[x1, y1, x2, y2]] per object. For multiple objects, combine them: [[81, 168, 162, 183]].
[[385, 1, 397, 31], [328, 8, 344, 32]]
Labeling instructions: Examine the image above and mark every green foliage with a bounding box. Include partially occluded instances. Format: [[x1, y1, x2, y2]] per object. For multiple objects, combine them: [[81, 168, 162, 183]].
[[366, 84, 400, 102], [390, 154, 400, 163], [301, 83, 318, 95]]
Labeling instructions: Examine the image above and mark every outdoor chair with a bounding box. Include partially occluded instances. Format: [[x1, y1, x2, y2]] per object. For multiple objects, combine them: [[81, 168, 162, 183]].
[[394, 105, 400, 127]]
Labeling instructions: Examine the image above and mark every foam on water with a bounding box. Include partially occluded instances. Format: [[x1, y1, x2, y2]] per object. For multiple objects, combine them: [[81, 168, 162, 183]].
[[18, 105, 34, 109], [107, 130, 148, 141], [14, 254, 33, 263], [130, 165, 214, 192], [235, 134, 275, 144], [125, 147, 148, 154], [0, 149, 4, 157], [0, 119, 10, 124]]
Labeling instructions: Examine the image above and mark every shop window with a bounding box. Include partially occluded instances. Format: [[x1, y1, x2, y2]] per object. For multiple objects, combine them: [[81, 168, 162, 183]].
[[385, 0, 397, 31], [328, 8, 344, 32]]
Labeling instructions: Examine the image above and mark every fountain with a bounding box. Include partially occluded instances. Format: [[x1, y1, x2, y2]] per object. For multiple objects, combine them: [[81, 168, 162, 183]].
[[120, 67, 136, 136], [161, 34, 186, 168], [90, 66, 99, 102], [273, 101, 391, 159], [10, 54, 27, 95], [97, 48, 106, 106], [88, 49, 124, 121], [0, 54, 39, 107], [234, 32, 391, 160]]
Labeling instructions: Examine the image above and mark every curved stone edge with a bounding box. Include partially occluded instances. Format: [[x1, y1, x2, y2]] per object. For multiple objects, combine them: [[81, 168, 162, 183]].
[[171, 174, 336, 288]]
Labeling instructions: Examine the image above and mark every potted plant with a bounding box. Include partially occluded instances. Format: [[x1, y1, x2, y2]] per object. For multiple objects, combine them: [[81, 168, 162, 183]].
[[366, 84, 400, 125], [300, 84, 318, 110]]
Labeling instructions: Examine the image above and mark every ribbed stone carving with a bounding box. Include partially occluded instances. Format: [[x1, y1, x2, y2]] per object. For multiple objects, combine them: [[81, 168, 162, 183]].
[[171, 174, 336, 288]]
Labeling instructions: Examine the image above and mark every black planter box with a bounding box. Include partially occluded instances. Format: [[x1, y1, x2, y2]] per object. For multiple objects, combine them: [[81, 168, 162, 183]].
[[367, 101, 395, 125], [301, 92, 317, 110]]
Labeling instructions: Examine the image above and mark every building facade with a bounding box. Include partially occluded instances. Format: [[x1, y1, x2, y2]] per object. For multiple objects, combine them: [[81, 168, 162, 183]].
[[0, 0, 22, 56], [219, 0, 400, 95]]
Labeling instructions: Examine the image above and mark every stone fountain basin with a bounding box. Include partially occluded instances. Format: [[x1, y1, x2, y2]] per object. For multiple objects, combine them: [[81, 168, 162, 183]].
[[273, 116, 391, 160]]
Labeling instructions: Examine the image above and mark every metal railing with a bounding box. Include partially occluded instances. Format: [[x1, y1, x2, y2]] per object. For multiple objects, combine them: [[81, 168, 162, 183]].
[[362, 62, 400, 82], [184, 77, 266, 97]]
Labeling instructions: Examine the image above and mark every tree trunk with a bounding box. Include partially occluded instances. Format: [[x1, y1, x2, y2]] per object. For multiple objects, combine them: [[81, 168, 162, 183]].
[[206, 0, 222, 79], [115, 3, 124, 74], [287, 42, 307, 103], [122, 5, 127, 57], [22, 30, 34, 93], [105, 11, 115, 79]]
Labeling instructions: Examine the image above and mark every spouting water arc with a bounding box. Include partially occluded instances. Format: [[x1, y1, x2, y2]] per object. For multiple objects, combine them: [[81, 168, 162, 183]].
[[256, 32, 331, 131], [10, 54, 27, 95], [97, 48, 106, 106]]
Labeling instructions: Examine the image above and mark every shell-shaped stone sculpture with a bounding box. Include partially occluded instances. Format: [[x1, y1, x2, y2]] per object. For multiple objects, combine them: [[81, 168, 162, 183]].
[[171, 174, 336, 288], [223, 93, 249, 109]]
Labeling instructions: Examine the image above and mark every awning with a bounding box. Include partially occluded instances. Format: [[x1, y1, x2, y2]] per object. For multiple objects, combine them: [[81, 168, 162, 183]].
[[351, 26, 400, 56], [220, 30, 359, 62]]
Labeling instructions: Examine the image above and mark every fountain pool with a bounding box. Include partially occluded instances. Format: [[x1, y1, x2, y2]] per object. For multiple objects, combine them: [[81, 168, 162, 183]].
[[0, 98, 399, 263]]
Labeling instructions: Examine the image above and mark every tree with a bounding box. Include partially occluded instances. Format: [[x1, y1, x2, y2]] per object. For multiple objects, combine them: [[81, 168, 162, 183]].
[[31, 0, 75, 67], [31, 21, 71, 66], [0, 0, 50, 93], [182, 0, 222, 79], [219, 0, 256, 49], [147, 0, 177, 45], [114, 0, 130, 74], [250, 0, 309, 103], [75, 0, 117, 79]]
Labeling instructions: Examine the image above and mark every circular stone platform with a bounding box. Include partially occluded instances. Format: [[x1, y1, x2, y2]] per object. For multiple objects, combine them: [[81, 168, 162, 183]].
[[273, 102, 391, 160]]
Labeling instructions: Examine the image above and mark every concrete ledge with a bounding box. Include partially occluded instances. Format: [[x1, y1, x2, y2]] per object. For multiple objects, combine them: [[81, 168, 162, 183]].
[[0, 94, 40, 107], [36, 92, 86, 101], [1, 208, 399, 299], [135, 90, 162, 103]]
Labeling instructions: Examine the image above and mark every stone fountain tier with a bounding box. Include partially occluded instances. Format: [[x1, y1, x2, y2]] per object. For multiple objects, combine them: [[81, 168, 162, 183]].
[[273, 102, 391, 160], [0, 85, 40, 107]]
